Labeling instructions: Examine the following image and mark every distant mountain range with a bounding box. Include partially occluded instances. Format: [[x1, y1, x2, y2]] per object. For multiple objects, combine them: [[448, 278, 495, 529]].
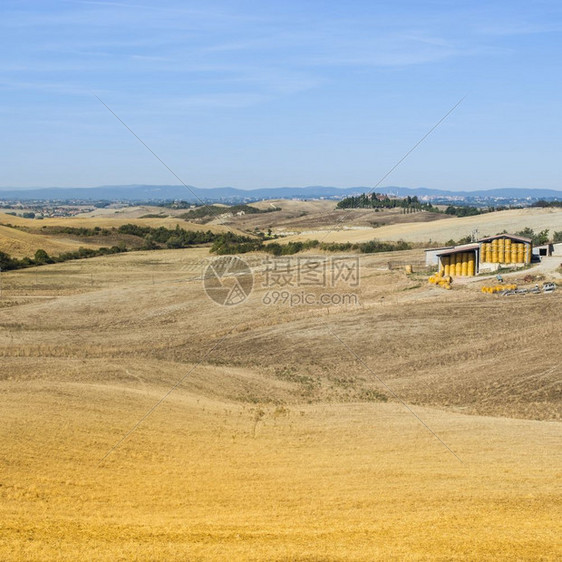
[[0, 184, 561, 202]]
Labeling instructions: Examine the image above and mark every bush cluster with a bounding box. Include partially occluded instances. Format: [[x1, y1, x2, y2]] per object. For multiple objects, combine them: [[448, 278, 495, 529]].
[[211, 236, 411, 256], [0, 246, 126, 271]]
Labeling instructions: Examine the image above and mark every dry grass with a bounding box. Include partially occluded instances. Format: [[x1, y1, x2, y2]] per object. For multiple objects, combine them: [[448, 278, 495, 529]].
[[0, 243, 560, 560], [279, 207, 562, 244], [0, 211, 243, 236], [0, 210, 248, 259], [1, 387, 560, 561], [0, 224, 105, 258], [211, 199, 448, 234]]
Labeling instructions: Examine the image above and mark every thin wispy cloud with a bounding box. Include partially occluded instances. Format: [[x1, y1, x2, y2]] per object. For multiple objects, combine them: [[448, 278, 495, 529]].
[[0, 79, 99, 96], [477, 22, 562, 36], [167, 92, 270, 109], [0, 1, 514, 101]]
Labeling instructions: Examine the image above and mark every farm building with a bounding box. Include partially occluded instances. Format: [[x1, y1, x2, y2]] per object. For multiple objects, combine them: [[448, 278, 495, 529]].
[[478, 234, 532, 266], [424, 246, 454, 267], [532, 243, 554, 258], [427, 234, 533, 278], [436, 244, 479, 277]]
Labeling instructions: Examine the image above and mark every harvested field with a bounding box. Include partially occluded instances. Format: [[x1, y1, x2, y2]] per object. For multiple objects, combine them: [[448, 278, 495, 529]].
[[0, 245, 560, 560], [279, 207, 562, 244], [210, 199, 449, 234]]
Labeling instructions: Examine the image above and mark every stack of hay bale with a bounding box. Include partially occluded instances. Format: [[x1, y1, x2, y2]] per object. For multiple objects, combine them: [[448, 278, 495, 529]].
[[428, 271, 453, 290]]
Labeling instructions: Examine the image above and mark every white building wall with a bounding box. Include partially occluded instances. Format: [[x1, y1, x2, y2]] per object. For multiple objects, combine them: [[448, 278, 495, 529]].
[[425, 247, 453, 267]]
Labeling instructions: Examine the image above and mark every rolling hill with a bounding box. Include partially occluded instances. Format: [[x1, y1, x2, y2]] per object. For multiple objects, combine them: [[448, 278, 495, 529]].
[[0, 248, 560, 559]]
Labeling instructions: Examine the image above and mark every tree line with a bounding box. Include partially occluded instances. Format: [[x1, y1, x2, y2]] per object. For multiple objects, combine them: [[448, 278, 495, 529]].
[[0, 222, 413, 271], [335, 191, 511, 217], [179, 203, 278, 221], [514, 227, 561, 245], [211, 232, 411, 255], [0, 246, 127, 271], [336, 192, 439, 212], [530, 200, 562, 208]]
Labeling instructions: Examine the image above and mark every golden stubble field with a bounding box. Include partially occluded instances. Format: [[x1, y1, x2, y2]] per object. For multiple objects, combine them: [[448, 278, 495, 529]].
[[0, 211, 243, 259], [280, 207, 562, 244], [0, 247, 561, 560], [208, 199, 449, 234]]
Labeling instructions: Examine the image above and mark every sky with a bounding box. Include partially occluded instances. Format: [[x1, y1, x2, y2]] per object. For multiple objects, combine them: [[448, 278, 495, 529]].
[[1, 0, 562, 190]]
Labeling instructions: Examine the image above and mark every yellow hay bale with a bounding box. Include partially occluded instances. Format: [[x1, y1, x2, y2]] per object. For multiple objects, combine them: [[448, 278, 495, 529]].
[[455, 258, 462, 277]]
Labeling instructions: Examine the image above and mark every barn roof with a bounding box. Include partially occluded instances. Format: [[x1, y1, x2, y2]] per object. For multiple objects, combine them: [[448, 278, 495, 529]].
[[478, 233, 532, 244], [436, 244, 480, 256], [424, 246, 454, 252]]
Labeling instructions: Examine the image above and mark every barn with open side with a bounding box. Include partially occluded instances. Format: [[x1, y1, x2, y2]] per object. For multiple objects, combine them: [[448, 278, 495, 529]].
[[428, 233, 534, 279], [436, 244, 480, 277], [478, 234, 532, 266]]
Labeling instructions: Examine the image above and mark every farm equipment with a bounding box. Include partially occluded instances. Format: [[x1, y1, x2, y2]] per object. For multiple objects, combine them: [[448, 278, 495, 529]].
[[542, 282, 557, 293]]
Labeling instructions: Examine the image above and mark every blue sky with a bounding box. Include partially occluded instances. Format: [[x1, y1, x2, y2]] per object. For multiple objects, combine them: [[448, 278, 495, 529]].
[[1, 0, 562, 190]]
